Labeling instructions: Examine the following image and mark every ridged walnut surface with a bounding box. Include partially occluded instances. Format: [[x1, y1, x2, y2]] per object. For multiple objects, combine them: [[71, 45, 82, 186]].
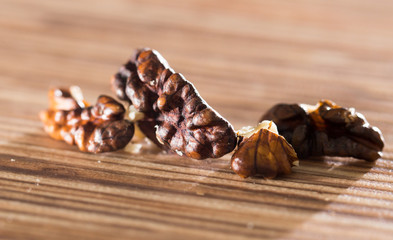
[[0, 0, 393, 239]]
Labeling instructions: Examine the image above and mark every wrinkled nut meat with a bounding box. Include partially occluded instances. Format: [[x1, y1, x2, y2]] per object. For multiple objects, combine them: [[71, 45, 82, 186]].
[[231, 121, 299, 178], [40, 47, 386, 181], [111, 48, 237, 159], [40, 87, 134, 153], [261, 100, 384, 161]]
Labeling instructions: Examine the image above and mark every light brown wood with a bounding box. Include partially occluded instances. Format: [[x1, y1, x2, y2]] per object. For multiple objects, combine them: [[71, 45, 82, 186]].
[[1, 0, 393, 239]]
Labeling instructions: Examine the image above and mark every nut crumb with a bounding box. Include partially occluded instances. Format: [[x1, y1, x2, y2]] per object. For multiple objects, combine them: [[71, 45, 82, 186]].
[[175, 150, 183, 156], [127, 105, 145, 122], [125, 143, 143, 154]]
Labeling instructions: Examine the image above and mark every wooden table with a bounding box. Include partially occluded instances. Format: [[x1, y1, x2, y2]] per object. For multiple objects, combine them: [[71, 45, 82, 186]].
[[1, 0, 393, 239]]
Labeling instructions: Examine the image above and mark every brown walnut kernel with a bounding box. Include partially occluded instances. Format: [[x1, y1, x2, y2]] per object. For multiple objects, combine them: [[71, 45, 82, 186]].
[[231, 121, 299, 178], [261, 100, 384, 161], [111, 48, 237, 159], [40, 87, 134, 153]]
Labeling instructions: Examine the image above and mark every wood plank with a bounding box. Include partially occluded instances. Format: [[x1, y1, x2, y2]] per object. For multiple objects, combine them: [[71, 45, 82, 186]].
[[0, 0, 392, 239]]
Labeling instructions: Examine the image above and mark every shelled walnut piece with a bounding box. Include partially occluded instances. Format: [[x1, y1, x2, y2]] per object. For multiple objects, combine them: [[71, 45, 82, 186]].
[[39, 48, 386, 180], [261, 100, 384, 161], [39, 87, 134, 153], [231, 121, 299, 178], [111, 48, 237, 159]]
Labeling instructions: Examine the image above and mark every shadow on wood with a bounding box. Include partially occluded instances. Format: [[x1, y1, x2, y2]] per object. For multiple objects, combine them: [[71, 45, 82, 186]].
[[0, 131, 377, 239]]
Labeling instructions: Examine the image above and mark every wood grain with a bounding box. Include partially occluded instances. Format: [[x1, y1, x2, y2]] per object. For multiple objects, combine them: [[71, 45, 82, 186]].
[[1, 0, 393, 239]]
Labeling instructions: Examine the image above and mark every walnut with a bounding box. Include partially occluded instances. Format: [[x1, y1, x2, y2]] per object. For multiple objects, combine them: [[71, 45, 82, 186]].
[[111, 48, 237, 159], [231, 121, 299, 178], [40, 87, 134, 153], [261, 100, 384, 161]]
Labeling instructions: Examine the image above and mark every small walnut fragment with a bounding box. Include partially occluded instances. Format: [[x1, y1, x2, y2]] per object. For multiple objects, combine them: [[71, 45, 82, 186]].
[[111, 48, 237, 159], [231, 121, 299, 178], [48, 86, 88, 110], [261, 100, 384, 161], [40, 87, 134, 153]]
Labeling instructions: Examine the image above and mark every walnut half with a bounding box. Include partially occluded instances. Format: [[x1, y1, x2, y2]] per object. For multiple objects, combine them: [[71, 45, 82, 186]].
[[231, 121, 299, 178], [40, 87, 134, 153], [261, 100, 385, 161], [111, 48, 237, 159]]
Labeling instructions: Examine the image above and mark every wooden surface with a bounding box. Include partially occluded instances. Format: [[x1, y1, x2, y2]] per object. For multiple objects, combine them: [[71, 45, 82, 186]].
[[1, 0, 393, 239]]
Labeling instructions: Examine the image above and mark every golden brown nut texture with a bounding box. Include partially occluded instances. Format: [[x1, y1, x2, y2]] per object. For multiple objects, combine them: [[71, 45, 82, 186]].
[[231, 122, 299, 179], [40, 88, 134, 153], [111, 48, 237, 159]]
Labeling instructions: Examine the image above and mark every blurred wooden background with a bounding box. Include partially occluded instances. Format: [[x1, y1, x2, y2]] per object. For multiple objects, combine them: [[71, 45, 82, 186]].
[[1, 0, 393, 239]]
